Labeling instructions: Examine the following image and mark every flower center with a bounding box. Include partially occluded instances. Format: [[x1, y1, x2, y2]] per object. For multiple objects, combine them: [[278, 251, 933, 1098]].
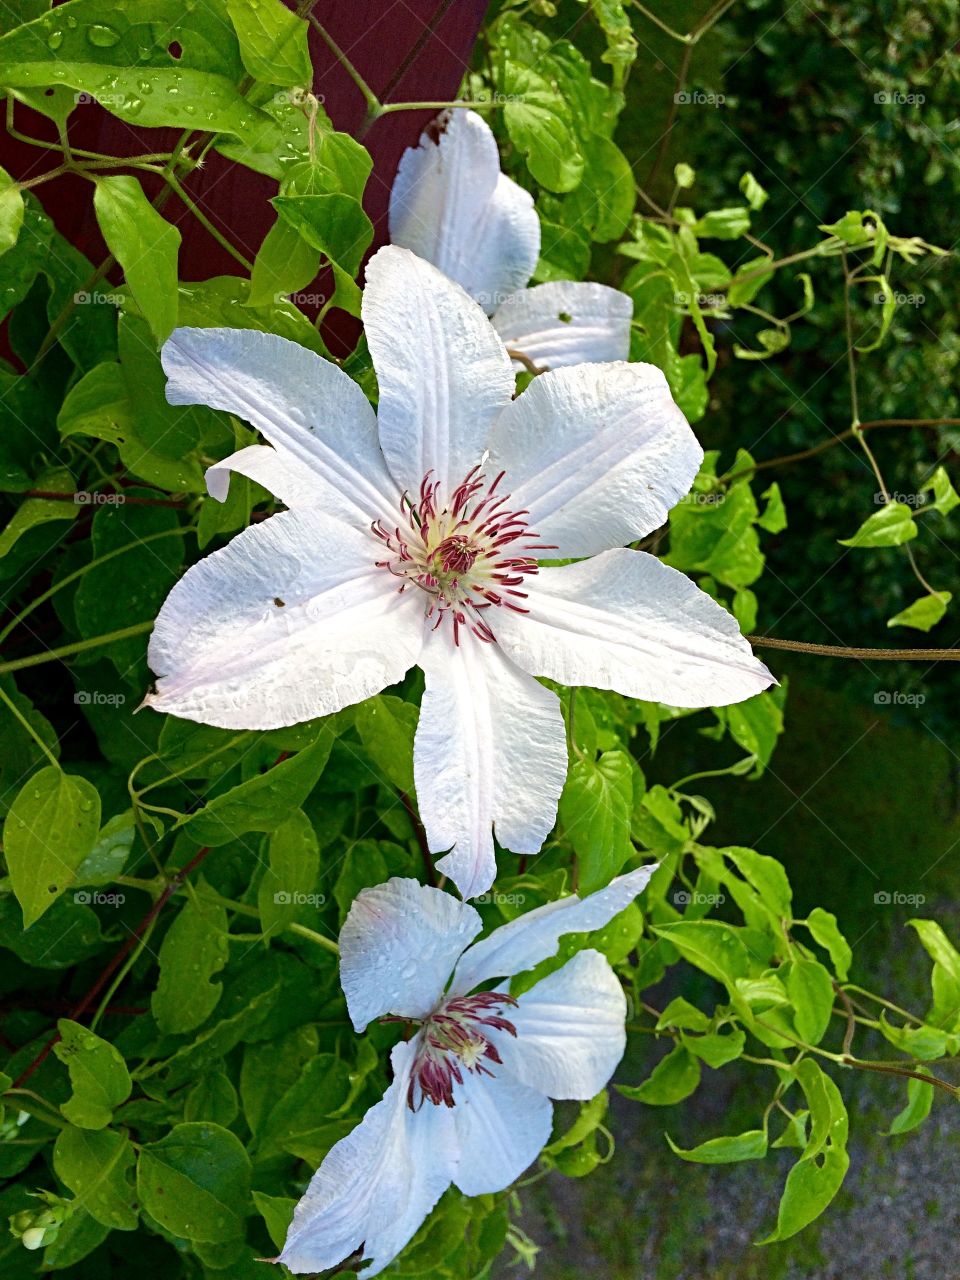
[[372, 466, 554, 645], [406, 991, 518, 1110]]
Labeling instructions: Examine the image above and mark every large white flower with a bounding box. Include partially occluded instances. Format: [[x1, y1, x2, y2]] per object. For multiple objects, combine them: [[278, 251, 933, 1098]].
[[145, 244, 772, 899], [278, 866, 656, 1276], [389, 108, 633, 370]]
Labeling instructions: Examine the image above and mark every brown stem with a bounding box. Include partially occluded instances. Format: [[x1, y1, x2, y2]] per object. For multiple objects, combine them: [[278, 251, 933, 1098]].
[[748, 636, 960, 662]]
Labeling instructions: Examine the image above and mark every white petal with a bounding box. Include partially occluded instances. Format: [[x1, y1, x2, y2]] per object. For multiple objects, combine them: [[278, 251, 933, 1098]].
[[162, 327, 398, 529], [485, 361, 702, 559], [362, 246, 515, 495], [389, 109, 539, 313], [451, 1065, 552, 1196], [414, 628, 567, 901], [451, 865, 657, 994], [492, 281, 632, 370], [279, 1041, 457, 1277], [205, 444, 324, 508], [497, 950, 627, 1100], [340, 878, 482, 1032], [146, 509, 424, 729], [495, 549, 774, 707]]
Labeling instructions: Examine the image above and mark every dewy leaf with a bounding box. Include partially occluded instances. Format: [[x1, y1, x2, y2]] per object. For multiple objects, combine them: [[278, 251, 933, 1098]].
[[257, 808, 320, 938], [353, 695, 418, 794], [152, 893, 229, 1035], [136, 1122, 252, 1243], [0, 164, 24, 256], [271, 192, 373, 316], [54, 1019, 131, 1130], [666, 1128, 767, 1164], [887, 591, 951, 632], [93, 176, 180, 343], [225, 0, 311, 87], [838, 501, 918, 548], [0, 0, 258, 134], [3, 765, 100, 927], [54, 1127, 138, 1230], [502, 62, 585, 192], [559, 749, 634, 894]]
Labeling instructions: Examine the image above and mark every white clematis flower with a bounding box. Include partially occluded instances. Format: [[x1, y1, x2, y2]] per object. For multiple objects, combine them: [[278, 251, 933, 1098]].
[[146, 244, 772, 899], [389, 108, 633, 370], [278, 865, 656, 1276]]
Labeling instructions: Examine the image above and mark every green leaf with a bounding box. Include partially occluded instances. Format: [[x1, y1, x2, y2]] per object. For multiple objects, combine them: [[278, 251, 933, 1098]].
[[739, 171, 769, 210], [93, 176, 180, 342], [0, 0, 257, 134], [54, 1020, 131, 1129], [694, 207, 751, 240], [656, 997, 710, 1033], [652, 920, 753, 986], [225, 0, 311, 87], [353, 695, 418, 794], [723, 846, 792, 918], [887, 591, 951, 632], [684, 1028, 745, 1068], [184, 1070, 239, 1127], [877, 1013, 947, 1061], [0, 467, 78, 560], [136, 1122, 252, 1243], [0, 165, 24, 256], [804, 907, 852, 980], [758, 482, 787, 533], [760, 1145, 849, 1243], [785, 958, 835, 1045], [908, 918, 960, 986], [178, 724, 333, 845], [74, 810, 136, 886], [885, 1078, 934, 1136], [152, 892, 229, 1035], [252, 1191, 296, 1251], [54, 1126, 138, 1230], [246, 215, 321, 309], [839, 501, 918, 547], [272, 193, 373, 316], [618, 1045, 700, 1105], [924, 465, 960, 516], [257, 808, 320, 937], [559, 749, 634, 893], [666, 1127, 767, 1163], [502, 62, 585, 192], [255, 1054, 352, 1163], [3, 765, 101, 927]]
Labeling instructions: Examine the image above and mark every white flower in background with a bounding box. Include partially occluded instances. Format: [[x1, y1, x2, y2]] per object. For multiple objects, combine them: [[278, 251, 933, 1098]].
[[278, 866, 656, 1276], [389, 108, 633, 371], [146, 244, 772, 899]]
